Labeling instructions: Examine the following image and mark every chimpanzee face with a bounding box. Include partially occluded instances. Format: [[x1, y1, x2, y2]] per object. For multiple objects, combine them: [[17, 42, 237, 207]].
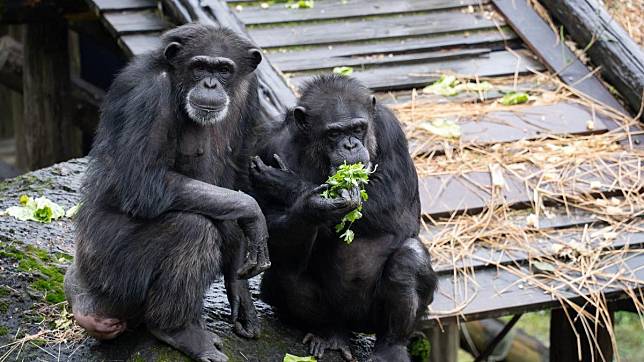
[[161, 26, 262, 126], [293, 94, 377, 173]]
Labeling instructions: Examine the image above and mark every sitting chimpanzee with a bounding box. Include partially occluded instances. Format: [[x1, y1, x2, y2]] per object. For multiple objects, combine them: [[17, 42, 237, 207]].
[[64, 24, 270, 362], [250, 75, 437, 361]]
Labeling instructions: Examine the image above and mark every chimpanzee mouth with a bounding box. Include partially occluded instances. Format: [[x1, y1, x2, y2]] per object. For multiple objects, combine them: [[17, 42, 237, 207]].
[[185, 97, 230, 126]]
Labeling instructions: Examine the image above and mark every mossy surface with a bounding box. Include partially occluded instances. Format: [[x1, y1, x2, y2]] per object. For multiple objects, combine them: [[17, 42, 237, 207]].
[[1, 241, 69, 304]]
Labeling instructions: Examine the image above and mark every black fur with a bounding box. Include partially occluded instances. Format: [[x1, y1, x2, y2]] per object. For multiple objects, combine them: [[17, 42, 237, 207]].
[[65, 24, 270, 360], [250, 75, 437, 361]]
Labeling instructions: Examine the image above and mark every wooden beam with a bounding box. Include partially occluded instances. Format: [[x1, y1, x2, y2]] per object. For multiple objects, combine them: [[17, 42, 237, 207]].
[[0, 0, 88, 23], [539, 0, 644, 115], [491, 0, 627, 114], [428, 324, 459, 362], [550, 307, 614, 362], [21, 21, 80, 170]]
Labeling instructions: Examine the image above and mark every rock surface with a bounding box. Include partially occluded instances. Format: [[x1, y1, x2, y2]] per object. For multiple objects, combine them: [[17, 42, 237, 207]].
[[0, 159, 375, 361]]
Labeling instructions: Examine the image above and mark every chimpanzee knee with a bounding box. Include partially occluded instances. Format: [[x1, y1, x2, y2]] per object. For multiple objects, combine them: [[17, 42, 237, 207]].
[[144, 213, 223, 330], [374, 238, 436, 342]]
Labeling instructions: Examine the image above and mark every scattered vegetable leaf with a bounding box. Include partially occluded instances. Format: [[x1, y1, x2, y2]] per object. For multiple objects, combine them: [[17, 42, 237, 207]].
[[333, 66, 354, 76], [423, 75, 492, 96], [532, 261, 556, 274], [4, 196, 65, 223], [66, 203, 81, 218], [284, 354, 317, 362], [419, 119, 461, 139], [321, 162, 375, 244], [285, 0, 314, 9], [499, 91, 529, 105]]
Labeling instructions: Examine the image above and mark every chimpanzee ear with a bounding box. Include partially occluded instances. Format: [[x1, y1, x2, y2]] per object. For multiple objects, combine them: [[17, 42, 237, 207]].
[[292, 106, 309, 132], [370, 95, 377, 108], [164, 42, 182, 62], [248, 49, 262, 70]]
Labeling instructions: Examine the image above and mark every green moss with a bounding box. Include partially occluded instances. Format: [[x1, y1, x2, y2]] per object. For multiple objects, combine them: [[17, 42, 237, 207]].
[[0, 241, 70, 304], [408, 335, 430, 362], [128, 353, 145, 362], [0, 326, 9, 336], [0, 301, 8, 313], [0, 286, 9, 297]]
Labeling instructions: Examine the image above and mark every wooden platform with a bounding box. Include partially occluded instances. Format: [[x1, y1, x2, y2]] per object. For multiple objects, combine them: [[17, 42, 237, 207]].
[[81, 0, 644, 360]]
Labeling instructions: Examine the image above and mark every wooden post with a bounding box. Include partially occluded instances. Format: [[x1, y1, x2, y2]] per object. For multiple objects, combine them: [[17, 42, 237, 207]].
[[539, 0, 644, 114], [550, 307, 614, 362], [21, 20, 78, 170], [428, 324, 459, 362]]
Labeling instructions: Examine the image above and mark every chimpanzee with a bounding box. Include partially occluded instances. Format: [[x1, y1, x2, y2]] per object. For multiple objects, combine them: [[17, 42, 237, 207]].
[[63, 24, 270, 362], [250, 75, 437, 361]]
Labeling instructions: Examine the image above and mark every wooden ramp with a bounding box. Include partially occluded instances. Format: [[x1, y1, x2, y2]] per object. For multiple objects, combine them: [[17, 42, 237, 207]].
[[84, 0, 643, 360]]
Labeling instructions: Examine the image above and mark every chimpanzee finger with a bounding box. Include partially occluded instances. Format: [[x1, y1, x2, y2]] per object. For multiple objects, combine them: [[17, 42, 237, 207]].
[[273, 154, 290, 171], [237, 250, 258, 279]]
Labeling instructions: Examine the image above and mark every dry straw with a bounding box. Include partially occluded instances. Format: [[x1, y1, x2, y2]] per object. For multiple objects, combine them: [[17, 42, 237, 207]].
[[394, 69, 643, 361]]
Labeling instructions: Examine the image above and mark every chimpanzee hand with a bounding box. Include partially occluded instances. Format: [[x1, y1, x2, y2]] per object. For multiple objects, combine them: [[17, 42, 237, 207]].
[[250, 154, 301, 203], [292, 184, 362, 224], [236, 198, 271, 279]]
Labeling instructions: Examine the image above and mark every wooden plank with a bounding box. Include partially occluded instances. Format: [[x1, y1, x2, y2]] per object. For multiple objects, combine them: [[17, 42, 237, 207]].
[[492, 0, 626, 114], [289, 49, 543, 91], [92, 0, 156, 12], [235, 0, 489, 25], [428, 324, 459, 362], [279, 48, 491, 73], [269, 28, 516, 66], [418, 155, 641, 217], [426, 225, 644, 274], [249, 11, 502, 48], [103, 10, 170, 36], [409, 102, 612, 155], [119, 33, 162, 56], [539, 0, 644, 114], [422, 251, 644, 324]]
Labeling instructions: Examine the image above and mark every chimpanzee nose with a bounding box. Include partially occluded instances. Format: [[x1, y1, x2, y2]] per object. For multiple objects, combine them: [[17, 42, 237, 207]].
[[204, 77, 217, 89], [343, 139, 357, 151]]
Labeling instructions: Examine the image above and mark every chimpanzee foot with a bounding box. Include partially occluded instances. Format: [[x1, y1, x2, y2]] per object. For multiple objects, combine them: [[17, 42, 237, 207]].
[[303, 332, 353, 361], [150, 324, 227, 362], [369, 344, 410, 362], [72, 309, 127, 340]]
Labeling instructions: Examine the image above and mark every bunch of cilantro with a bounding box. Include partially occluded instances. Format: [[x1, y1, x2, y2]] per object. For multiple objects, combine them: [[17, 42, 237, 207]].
[[320, 162, 375, 244]]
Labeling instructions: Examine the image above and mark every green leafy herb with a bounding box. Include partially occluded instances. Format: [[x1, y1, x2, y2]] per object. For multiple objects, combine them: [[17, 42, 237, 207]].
[[321, 162, 374, 244], [333, 66, 354, 76], [3, 195, 65, 223], [284, 354, 317, 362], [500, 91, 529, 105], [423, 75, 492, 96], [419, 119, 461, 139]]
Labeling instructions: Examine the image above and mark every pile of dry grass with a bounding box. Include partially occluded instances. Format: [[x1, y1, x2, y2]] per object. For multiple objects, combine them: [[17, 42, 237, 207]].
[[392, 69, 643, 361]]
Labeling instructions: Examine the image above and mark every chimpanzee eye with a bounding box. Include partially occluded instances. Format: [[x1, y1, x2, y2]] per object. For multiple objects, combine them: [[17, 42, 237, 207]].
[[327, 130, 341, 140]]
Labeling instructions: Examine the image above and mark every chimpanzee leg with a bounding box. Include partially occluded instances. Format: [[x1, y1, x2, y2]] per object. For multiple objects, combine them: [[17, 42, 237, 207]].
[[144, 212, 228, 362], [64, 263, 128, 340], [371, 238, 437, 362], [261, 270, 353, 361], [219, 221, 260, 338]]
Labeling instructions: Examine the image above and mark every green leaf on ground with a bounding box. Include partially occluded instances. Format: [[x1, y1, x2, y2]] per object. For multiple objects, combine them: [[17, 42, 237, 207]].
[[419, 119, 461, 139], [4, 196, 65, 223], [500, 91, 529, 105], [333, 66, 354, 76], [284, 353, 317, 362]]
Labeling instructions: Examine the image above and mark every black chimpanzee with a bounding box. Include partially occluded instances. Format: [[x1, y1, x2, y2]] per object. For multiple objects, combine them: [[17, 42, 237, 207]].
[[250, 75, 437, 361], [63, 24, 270, 362]]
